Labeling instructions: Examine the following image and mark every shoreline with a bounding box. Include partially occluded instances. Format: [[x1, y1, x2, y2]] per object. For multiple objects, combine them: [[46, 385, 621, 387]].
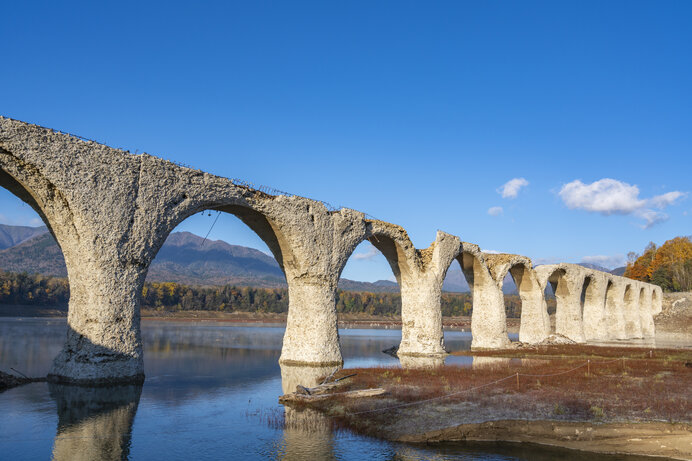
[[398, 420, 692, 460], [0, 305, 521, 333]]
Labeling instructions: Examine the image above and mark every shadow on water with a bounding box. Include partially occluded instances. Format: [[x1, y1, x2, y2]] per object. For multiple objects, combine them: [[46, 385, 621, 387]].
[[49, 383, 142, 461]]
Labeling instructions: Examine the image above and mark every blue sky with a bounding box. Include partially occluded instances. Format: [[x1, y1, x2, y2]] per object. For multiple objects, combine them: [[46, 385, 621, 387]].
[[1, 1, 690, 281]]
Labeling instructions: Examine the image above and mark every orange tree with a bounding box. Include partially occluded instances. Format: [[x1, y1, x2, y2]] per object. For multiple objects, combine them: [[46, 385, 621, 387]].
[[625, 236, 692, 291]]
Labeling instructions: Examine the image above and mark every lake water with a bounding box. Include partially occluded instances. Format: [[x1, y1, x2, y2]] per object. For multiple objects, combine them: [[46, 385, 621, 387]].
[[0, 318, 656, 460]]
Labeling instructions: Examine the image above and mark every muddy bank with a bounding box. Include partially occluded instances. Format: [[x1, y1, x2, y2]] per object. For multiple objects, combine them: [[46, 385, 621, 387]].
[[290, 350, 690, 460], [399, 420, 692, 460]]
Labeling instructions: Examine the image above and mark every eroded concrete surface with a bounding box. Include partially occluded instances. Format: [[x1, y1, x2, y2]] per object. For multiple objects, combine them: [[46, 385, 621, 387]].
[[0, 117, 661, 383]]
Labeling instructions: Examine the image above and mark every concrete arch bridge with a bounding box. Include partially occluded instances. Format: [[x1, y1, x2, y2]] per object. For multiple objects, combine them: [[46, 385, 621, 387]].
[[0, 117, 662, 384]]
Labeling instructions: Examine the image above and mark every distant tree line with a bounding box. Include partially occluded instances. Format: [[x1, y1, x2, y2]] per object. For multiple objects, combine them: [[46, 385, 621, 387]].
[[625, 236, 692, 292], [0, 270, 525, 318]]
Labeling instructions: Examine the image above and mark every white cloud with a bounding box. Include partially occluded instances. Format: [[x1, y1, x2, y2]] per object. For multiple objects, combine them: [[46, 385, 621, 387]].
[[353, 243, 380, 261], [481, 249, 501, 254], [498, 178, 529, 199], [649, 191, 685, 209], [580, 254, 626, 270], [487, 206, 503, 216], [559, 178, 686, 228]]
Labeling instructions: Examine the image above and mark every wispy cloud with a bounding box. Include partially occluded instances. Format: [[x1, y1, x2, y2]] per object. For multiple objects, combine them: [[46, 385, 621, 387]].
[[533, 257, 563, 266], [0, 214, 44, 227], [559, 178, 686, 228], [487, 206, 503, 216], [481, 249, 501, 254], [498, 178, 529, 199], [353, 243, 380, 261], [580, 254, 626, 270]]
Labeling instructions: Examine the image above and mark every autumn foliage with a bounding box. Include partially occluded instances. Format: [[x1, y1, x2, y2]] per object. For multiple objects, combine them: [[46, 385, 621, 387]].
[[624, 236, 692, 291]]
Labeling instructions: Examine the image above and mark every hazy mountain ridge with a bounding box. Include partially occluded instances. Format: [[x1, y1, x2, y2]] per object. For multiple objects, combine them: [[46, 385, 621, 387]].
[[0, 224, 48, 250], [0, 226, 407, 291], [0, 225, 624, 293]]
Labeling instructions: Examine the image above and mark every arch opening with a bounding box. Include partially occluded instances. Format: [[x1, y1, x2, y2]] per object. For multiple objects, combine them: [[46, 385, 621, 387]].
[[142, 208, 289, 315], [0, 177, 69, 318], [337, 238, 402, 318]]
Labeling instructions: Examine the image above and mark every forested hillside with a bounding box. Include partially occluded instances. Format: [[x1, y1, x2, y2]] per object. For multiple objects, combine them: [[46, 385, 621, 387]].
[[624, 236, 692, 292], [0, 270, 524, 318]]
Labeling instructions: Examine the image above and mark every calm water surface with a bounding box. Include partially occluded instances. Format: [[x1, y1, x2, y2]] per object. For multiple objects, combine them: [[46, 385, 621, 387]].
[[0, 318, 655, 460]]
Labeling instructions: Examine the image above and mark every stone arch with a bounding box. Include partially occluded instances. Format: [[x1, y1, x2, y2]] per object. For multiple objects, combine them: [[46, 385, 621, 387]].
[[623, 283, 642, 338], [147, 191, 353, 365], [534, 264, 586, 342], [604, 278, 627, 340], [639, 286, 655, 338], [0, 144, 147, 383], [0, 151, 79, 272], [581, 273, 608, 340], [338, 222, 457, 356], [459, 245, 511, 349], [149, 199, 294, 280], [485, 255, 549, 344], [651, 286, 663, 315]]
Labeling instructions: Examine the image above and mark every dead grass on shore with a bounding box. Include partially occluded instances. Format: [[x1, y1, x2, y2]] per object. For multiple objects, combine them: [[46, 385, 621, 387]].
[[454, 344, 692, 362], [304, 353, 691, 439]]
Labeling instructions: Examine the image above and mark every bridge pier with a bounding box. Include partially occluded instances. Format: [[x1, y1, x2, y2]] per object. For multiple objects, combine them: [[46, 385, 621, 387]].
[[582, 275, 609, 341], [605, 281, 628, 340], [48, 262, 146, 384], [397, 232, 460, 357], [464, 248, 512, 349], [623, 285, 643, 339], [280, 279, 343, 366], [535, 265, 586, 343], [486, 256, 550, 345], [639, 287, 656, 338]]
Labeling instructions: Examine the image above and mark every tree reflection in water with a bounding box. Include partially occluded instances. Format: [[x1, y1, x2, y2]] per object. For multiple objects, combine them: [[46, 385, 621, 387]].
[[49, 383, 142, 461]]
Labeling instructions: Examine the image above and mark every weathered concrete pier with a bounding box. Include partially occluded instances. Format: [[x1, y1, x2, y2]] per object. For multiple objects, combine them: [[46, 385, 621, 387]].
[[0, 117, 662, 383]]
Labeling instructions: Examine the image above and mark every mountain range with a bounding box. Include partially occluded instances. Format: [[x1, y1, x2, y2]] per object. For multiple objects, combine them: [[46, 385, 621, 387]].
[[0, 225, 406, 291], [0, 224, 626, 292]]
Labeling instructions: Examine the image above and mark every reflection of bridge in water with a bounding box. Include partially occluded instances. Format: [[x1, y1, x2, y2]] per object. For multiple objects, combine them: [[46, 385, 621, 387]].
[[0, 117, 661, 384]]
